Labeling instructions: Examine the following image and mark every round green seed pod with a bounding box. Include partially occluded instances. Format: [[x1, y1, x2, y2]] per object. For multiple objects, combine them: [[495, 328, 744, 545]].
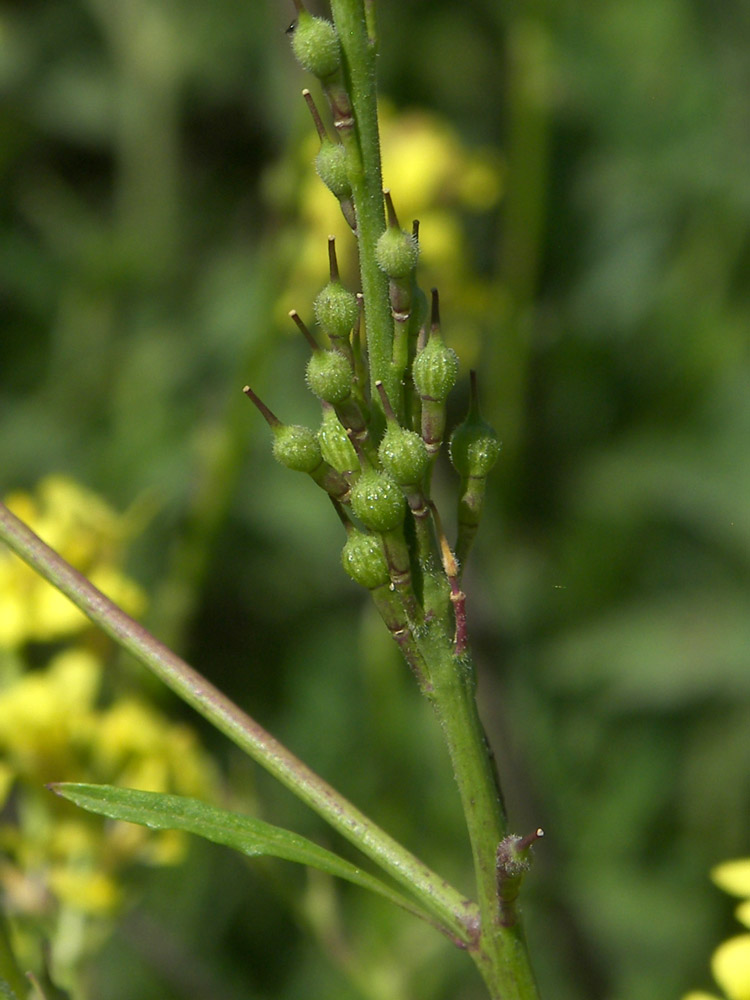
[[341, 529, 390, 590], [350, 470, 406, 532], [271, 424, 322, 473], [375, 226, 419, 278], [318, 406, 358, 473], [375, 227, 419, 278], [412, 338, 459, 403], [306, 349, 352, 404], [314, 282, 359, 339], [316, 142, 351, 199], [378, 426, 429, 485], [290, 11, 341, 80], [450, 419, 501, 478]]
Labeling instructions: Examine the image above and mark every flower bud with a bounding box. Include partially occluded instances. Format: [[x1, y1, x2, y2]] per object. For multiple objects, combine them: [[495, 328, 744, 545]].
[[318, 404, 358, 473], [271, 424, 322, 473], [306, 349, 353, 404], [290, 9, 341, 81], [350, 470, 406, 533], [341, 529, 390, 590], [378, 426, 429, 487]]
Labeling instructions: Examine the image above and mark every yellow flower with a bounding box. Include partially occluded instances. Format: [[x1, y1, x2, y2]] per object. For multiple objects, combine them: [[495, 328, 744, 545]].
[[685, 859, 750, 1000], [714, 862, 750, 901], [0, 649, 100, 780], [0, 476, 146, 647], [737, 902, 750, 930], [713, 936, 750, 1000], [0, 475, 220, 987]]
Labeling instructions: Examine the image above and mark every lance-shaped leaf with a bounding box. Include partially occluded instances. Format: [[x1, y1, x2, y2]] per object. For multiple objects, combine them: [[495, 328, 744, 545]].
[[50, 784, 444, 931]]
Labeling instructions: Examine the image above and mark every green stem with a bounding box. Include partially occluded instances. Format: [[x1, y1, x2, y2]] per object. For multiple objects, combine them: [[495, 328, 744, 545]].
[[0, 501, 476, 945], [329, 0, 396, 412], [421, 631, 541, 998]]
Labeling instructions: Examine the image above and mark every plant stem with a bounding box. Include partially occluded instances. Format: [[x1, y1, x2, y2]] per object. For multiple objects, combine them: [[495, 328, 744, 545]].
[[0, 500, 476, 944], [423, 634, 540, 998], [329, 0, 397, 412], [322, 3, 542, 993]]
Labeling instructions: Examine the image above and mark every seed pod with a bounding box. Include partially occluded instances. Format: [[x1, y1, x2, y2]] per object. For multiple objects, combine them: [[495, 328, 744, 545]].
[[412, 334, 458, 404], [341, 528, 390, 590], [350, 470, 406, 533], [289, 7, 341, 81], [306, 349, 353, 404], [376, 227, 419, 279], [449, 412, 501, 479], [270, 423, 322, 474], [412, 289, 457, 457], [450, 371, 501, 573], [450, 369, 501, 480], [316, 142, 351, 200], [375, 382, 429, 487], [243, 385, 349, 501], [376, 190, 420, 278], [379, 427, 429, 486], [318, 403, 358, 473], [314, 238, 359, 340], [303, 90, 352, 201]]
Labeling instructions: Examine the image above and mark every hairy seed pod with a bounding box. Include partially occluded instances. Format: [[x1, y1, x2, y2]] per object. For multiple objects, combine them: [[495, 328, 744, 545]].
[[341, 529, 390, 590], [378, 426, 429, 486], [290, 10, 341, 80], [314, 282, 359, 340], [350, 470, 406, 533], [450, 421, 501, 478], [318, 404, 358, 473], [271, 424, 322, 473], [316, 142, 352, 200], [412, 337, 458, 403], [375, 227, 419, 279], [449, 374, 501, 477], [306, 349, 353, 404]]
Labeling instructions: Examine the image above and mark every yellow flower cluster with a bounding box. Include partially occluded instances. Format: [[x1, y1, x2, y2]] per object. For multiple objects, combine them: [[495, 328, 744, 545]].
[[685, 860, 750, 1000], [0, 476, 146, 647], [0, 477, 218, 981], [277, 102, 504, 366]]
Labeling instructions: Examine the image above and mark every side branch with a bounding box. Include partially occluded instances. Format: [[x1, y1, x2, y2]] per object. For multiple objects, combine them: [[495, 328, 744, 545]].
[[0, 500, 476, 943]]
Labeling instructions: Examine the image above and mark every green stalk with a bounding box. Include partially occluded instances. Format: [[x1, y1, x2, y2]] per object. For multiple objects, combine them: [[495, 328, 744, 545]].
[[422, 633, 540, 997], [322, 4, 541, 994], [0, 501, 476, 944], [328, 0, 397, 412]]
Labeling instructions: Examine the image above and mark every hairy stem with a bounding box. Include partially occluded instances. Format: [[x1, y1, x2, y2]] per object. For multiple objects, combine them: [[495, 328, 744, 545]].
[[422, 634, 540, 998], [0, 500, 476, 944]]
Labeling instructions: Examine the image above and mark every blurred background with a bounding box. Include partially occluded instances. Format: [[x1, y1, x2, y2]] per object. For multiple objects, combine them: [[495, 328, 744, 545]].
[[1, 0, 749, 998]]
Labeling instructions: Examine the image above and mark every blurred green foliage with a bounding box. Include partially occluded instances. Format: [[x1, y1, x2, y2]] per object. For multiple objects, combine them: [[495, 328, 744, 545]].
[[1, 0, 749, 998]]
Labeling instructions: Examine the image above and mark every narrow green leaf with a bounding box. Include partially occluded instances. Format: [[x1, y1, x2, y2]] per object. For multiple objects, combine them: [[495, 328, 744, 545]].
[[50, 784, 443, 931]]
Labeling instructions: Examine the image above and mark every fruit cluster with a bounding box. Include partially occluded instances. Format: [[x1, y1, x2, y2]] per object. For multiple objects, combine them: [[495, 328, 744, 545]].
[[244, 1, 500, 680]]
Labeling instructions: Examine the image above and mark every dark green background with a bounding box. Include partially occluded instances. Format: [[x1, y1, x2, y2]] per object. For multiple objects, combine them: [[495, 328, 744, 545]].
[[2, 0, 749, 997]]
